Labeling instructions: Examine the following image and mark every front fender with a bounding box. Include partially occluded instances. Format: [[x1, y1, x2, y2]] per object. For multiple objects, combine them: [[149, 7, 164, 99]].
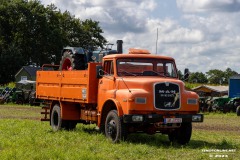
[[97, 98, 124, 127]]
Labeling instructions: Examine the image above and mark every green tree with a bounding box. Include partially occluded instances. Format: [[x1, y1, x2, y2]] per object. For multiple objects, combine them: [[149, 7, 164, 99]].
[[81, 19, 107, 49], [206, 69, 225, 84], [206, 68, 238, 85], [224, 68, 238, 84], [0, 0, 106, 84], [189, 72, 208, 84]]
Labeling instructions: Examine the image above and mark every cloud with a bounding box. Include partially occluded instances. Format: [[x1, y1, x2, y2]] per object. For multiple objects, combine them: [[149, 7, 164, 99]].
[[177, 0, 240, 13], [40, 0, 240, 73], [41, 0, 157, 34], [159, 28, 204, 43]]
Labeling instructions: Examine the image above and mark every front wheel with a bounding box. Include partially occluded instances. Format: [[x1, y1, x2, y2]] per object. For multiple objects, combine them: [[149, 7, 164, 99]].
[[105, 110, 127, 143], [168, 123, 192, 145]]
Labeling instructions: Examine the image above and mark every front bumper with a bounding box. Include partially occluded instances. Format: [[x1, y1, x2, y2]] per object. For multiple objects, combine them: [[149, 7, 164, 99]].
[[123, 114, 204, 123]]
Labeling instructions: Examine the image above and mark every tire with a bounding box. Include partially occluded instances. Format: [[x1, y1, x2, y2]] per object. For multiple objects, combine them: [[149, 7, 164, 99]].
[[51, 104, 64, 131], [29, 98, 34, 106], [5, 98, 10, 103], [105, 110, 127, 143], [236, 106, 240, 116], [16, 98, 24, 105], [63, 121, 77, 130], [59, 52, 74, 70], [73, 54, 86, 70], [34, 102, 41, 106], [59, 52, 85, 70], [207, 106, 212, 112], [168, 123, 192, 145]]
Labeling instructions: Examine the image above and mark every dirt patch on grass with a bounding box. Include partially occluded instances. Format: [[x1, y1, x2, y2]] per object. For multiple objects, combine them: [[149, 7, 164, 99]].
[[0, 105, 42, 120], [0, 115, 40, 120], [193, 123, 240, 132], [0, 105, 40, 111]]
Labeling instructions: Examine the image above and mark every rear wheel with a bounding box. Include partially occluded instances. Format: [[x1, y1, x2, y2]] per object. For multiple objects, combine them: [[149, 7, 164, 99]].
[[16, 98, 24, 105], [59, 52, 85, 70], [59, 52, 74, 70], [105, 110, 127, 143], [63, 121, 77, 130], [51, 104, 63, 131]]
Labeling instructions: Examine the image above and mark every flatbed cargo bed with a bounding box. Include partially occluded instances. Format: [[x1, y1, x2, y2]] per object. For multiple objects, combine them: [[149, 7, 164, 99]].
[[36, 63, 100, 103]]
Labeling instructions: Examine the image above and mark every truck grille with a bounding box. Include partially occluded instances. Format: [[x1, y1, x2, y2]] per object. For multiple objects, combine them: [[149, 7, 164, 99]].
[[154, 82, 180, 110]]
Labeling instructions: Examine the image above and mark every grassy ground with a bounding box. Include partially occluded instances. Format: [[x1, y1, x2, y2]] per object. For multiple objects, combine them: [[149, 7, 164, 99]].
[[0, 104, 239, 160]]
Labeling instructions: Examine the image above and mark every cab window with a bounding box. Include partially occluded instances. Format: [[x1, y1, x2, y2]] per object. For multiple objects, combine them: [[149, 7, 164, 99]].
[[104, 60, 114, 75]]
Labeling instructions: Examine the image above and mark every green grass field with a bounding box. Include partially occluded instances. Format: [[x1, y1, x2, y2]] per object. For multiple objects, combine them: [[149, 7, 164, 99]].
[[0, 104, 239, 160]]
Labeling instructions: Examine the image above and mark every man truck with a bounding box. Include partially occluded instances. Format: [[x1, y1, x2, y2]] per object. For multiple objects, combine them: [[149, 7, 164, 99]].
[[36, 40, 203, 144]]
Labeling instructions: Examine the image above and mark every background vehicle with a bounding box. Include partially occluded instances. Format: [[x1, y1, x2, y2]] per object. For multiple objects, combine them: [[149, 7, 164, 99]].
[[237, 106, 240, 116], [0, 87, 12, 104], [223, 97, 240, 113], [209, 97, 230, 112], [199, 97, 208, 112], [36, 40, 203, 144], [0, 87, 25, 104]]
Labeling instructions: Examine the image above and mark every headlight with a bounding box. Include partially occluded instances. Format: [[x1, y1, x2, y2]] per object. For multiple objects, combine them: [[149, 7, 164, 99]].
[[132, 115, 143, 122]]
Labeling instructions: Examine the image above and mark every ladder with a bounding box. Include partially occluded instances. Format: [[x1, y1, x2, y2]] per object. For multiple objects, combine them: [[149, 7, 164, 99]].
[[41, 101, 51, 121]]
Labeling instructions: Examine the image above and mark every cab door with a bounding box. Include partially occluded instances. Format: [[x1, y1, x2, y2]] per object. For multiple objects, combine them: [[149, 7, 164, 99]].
[[98, 60, 116, 110]]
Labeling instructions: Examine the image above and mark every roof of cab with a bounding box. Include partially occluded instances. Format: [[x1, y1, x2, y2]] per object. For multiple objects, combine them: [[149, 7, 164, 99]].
[[103, 53, 175, 61]]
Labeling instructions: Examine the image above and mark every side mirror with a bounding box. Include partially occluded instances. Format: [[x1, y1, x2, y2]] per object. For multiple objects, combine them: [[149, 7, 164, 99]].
[[96, 65, 103, 78]]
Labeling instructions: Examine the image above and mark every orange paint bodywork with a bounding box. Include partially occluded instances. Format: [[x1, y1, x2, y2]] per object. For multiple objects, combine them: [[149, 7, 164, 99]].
[[36, 51, 200, 127]]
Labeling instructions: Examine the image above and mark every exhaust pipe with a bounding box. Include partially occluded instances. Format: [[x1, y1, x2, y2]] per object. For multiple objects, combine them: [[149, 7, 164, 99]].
[[116, 40, 123, 53]]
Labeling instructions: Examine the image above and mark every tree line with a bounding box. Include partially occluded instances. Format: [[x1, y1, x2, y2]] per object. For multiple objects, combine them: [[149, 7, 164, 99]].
[[0, 0, 106, 84], [0, 0, 238, 85], [179, 68, 238, 85]]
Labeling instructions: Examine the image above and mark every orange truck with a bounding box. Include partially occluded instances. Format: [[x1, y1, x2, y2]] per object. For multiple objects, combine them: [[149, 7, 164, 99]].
[[36, 40, 203, 144]]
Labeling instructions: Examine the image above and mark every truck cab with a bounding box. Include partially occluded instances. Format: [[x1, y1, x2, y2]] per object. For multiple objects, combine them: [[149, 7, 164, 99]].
[[96, 49, 203, 143]]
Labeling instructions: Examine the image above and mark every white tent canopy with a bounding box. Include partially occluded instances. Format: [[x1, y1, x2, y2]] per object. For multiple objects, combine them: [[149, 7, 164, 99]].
[[17, 80, 36, 85]]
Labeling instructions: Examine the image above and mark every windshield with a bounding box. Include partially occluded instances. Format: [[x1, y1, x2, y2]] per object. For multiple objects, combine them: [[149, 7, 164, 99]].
[[117, 58, 177, 78]]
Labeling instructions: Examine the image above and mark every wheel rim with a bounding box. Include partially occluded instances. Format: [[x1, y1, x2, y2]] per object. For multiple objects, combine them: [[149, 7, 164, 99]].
[[53, 111, 59, 126], [62, 58, 71, 70], [107, 119, 117, 139]]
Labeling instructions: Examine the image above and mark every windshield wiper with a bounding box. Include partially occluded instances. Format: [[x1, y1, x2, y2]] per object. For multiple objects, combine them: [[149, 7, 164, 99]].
[[119, 69, 137, 77], [142, 70, 166, 77]]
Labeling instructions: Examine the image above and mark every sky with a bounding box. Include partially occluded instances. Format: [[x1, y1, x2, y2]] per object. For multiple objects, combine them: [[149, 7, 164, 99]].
[[40, 0, 240, 73]]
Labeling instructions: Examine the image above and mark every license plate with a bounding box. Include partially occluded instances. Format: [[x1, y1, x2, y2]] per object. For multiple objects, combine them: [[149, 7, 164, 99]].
[[164, 118, 182, 124]]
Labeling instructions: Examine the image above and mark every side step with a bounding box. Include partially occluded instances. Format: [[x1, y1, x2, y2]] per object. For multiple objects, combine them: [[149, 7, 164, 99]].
[[41, 104, 50, 121]]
